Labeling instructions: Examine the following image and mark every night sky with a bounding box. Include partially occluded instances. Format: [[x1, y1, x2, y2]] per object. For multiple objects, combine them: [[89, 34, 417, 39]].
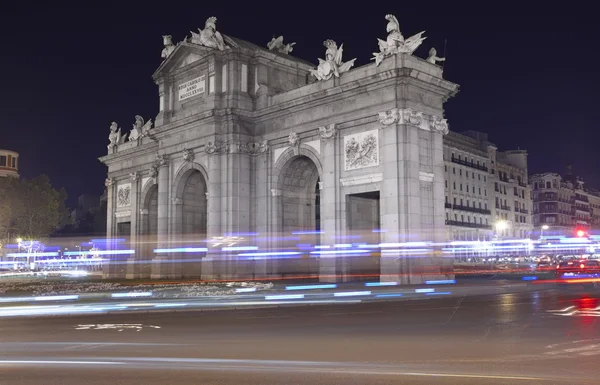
[[1, 1, 598, 205]]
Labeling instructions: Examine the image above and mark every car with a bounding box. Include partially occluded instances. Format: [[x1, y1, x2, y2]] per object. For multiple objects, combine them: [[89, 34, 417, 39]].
[[556, 259, 600, 287]]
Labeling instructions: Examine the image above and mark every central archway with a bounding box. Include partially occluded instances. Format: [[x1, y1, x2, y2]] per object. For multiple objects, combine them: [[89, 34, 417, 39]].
[[279, 155, 321, 234]]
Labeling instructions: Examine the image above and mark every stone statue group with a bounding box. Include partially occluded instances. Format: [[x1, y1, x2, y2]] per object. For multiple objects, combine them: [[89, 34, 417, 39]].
[[109, 14, 446, 150], [161, 14, 446, 80]]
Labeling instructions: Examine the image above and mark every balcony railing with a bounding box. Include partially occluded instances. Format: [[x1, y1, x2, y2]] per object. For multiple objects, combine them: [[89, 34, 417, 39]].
[[518, 181, 527, 188], [452, 204, 491, 215], [445, 220, 492, 230], [450, 157, 488, 172], [520, 208, 529, 214]]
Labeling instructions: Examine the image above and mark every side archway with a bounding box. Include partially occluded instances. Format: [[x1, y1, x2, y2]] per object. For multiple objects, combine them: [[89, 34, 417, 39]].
[[172, 162, 209, 240]]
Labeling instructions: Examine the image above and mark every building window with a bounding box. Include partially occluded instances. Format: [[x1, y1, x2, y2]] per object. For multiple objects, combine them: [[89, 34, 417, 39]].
[[472, 172, 475, 179], [453, 197, 457, 205], [479, 187, 481, 195], [484, 176, 486, 182], [484, 189, 487, 196], [11, 158, 16, 168], [460, 198, 463, 206], [472, 186, 475, 193], [453, 167, 455, 174], [460, 184, 463, 191], [460, 169, 462, 176], [0, 156, 5, 167], [445, 165, 447, 172], [546, 181, 551, 188], [453, 182, 456, 190]]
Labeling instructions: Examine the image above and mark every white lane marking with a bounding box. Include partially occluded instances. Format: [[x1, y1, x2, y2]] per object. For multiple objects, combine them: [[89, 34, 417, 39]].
[[75, 324, 161, 331], [0, 360, 123, 365]]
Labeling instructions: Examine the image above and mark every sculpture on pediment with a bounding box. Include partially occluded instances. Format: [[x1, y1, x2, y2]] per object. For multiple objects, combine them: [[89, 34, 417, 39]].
[[372, 14, 426, 66], [161, 35, 176, 60], [318, 123, 337, 140], [129, 115, 153, 141], [426, 47, 445, 65], [309, 40, 356, 81], [182, 148, 194, 162], [105, 177, 114, 187], [130, 172, 140, 182], [267, 36, 296, 55], [108, 122, 127, 150], [189, 17, 227, 51], [431, 115, 449, 135]]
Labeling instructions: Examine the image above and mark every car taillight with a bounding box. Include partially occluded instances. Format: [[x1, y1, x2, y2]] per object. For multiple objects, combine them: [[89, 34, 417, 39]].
[[556, 265, 560, 269], [580, 264, 585, 269]]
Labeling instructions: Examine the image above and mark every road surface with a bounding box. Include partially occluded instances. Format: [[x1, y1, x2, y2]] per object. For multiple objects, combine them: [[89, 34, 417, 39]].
[[1, 287, 599, 384]]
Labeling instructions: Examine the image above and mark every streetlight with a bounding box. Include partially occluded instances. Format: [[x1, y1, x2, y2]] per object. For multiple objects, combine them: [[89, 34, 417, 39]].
[[541, 224, 549, 239]]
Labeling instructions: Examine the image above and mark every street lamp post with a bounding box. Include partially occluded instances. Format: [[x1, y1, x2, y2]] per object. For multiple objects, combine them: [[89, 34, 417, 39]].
[[541, 224, 549, 240]]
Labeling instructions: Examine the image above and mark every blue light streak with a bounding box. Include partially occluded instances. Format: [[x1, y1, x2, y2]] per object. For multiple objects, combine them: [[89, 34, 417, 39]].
[[153, 248, 207, 253], [265, 294, 305, 300], [365, 282, 398, 287], [425, 280, 456, 285], [285, 284, 337, 291]]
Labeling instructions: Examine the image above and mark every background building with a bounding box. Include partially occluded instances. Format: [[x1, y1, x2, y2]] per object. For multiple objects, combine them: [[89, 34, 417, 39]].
[[531, 167, 600, 237], [443, 131, 532, 241], [0, 149, 19, 178]]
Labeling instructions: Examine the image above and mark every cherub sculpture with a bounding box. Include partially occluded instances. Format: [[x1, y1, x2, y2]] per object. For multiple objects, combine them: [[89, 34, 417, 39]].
[[309, 39, 356, 81], [161, 35, 175, 59], [372, 14, 426, 66], [267, 36, 296, 55], [426, 47, 445, 65], [189, 17, 227, 50], [129, 115, 153, 141], [108, 122, 126, 150]]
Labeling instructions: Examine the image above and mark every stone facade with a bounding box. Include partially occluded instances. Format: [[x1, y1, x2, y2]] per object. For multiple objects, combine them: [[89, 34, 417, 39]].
[[0, 149, 19, 178], [443, 131, 532, 241], [531, 170, 600, 236], [99, 28, 459, 283]]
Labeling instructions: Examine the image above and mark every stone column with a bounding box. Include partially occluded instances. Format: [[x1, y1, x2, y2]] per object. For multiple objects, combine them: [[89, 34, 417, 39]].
[[318, 125, 340, 282], [378, 109, 409, 284], [103, 178, 115, 279], [151, 155, 171, 279], [204, 151, 222, 279], [126, 174, 140, 279]]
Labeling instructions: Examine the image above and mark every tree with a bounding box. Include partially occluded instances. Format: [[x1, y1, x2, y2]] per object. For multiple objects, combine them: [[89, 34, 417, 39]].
[[0, 175, 68, 247]]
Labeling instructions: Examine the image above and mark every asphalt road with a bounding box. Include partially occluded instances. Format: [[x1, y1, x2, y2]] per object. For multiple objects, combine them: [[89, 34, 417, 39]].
[[1, 287, 600, 384]]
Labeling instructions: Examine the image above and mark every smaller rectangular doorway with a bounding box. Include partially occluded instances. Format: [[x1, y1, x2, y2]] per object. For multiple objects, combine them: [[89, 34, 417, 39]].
[[346, 191, 381, 281]]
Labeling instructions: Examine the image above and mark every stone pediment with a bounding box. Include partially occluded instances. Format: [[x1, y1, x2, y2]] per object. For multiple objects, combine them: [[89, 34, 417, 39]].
[[152, 43, 215, 80]]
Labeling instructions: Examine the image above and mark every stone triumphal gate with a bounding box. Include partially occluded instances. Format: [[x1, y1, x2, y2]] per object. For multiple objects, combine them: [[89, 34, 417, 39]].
[[100, 15, 459, 283]]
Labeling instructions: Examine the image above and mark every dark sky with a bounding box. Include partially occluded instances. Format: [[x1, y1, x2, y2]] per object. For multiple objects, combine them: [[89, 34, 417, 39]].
[[1, 1, 598, 205]]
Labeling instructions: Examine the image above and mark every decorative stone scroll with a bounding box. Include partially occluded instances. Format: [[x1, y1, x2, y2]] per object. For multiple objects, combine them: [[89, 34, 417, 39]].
[[205, 141, 229, 154], [149, 165, 159, 182], [155, 154, 169, 167], [318, 124, 337, 140], [105, 177, 114, 187], [378, 108, 449, 134], [130, 172, 140, 182], [182, 148, 195, 162], [205, 140, 269, 155]]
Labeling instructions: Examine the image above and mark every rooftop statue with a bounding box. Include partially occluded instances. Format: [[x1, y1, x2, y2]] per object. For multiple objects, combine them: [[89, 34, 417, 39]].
[[189, 17, 227, 51], [129, 115, 153, 142], [267, 36, 296, 55], [426, 47, 445, 65], [108, 122, 126, 150], [310, 39, 356, 81], [161, 35, 176, 59], [372, 14, 426, 66]]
